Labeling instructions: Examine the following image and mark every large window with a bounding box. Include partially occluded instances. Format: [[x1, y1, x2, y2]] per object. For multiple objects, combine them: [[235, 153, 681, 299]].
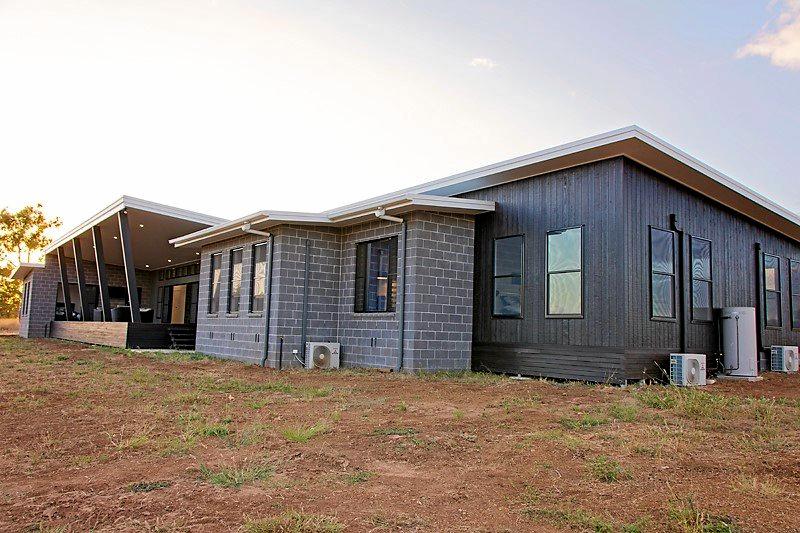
[[791, 260, 800, 330], [690, 236, 713, 322], [228, 248, 243, 313], [763, 253, 781, 327], [493, 235, 524, 317], [546, 227, 583, 317], [208, 253, 222, 314], [650, 227, 675, 319], [250, 243, 268, 313], [355, 236, 398, 313]]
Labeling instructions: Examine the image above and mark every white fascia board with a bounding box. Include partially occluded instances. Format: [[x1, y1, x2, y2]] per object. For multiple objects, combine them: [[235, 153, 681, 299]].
[[10, 262, 45, 280], [44, 195, 229, 255]]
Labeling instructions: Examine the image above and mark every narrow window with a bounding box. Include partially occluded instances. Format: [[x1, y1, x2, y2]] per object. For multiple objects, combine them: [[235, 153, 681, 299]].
[[547, 227, 583, 317], [763, 254, 781, 327], [493, 235, 524, 317], [250, 243, 268, 313], [228, 248, 243, 313], [21, 282, 30, 316], [208, 253, 222, 314], [354, 236, 398, 313], [690, 236, 713, 322], [650, 227, 675, 319]]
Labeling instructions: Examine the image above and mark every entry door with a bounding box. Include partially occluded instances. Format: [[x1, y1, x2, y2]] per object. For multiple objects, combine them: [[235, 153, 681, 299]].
[[170, 285, 187, 324]]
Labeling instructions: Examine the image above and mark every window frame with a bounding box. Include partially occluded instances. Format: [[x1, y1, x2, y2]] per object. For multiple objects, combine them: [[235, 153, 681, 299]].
[[763, 253, 782, 329], [689, 235, 713, 324], [21, 281, 31, 316], [492, 234, 525, 319], [649, 226, 677, 322], [791, 259, 800, 331], [545, 225, 584, 319], [208, 252, 222, 315], [353, 236, 399, 314], [249, 242, 269, 313], [228, 247, 244, 314]]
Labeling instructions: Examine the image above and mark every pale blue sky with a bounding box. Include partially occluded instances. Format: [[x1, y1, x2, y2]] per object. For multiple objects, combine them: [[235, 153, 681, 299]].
[[0, 0, 798, 234]]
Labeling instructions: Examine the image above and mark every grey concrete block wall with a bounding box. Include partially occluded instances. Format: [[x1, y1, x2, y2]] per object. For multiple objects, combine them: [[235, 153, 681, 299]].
[[193, 211, 476, 372]]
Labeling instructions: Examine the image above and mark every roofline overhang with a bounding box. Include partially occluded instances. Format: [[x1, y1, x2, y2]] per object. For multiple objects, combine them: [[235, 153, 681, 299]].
[[44, 196, 228, 255], [10, 262, 45, 280], [169, 195, 496, 248]]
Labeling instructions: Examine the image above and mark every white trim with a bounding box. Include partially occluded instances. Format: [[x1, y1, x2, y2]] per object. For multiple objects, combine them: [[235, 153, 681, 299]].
[[44, 196, 227, 255], [170, 195, 496, 248], [10, 262, 45, 280]]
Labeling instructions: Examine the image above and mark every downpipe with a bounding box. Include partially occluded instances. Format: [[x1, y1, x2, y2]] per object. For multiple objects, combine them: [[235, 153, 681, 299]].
[[259, 233, 274, 368], [375, 208, 406, 373]]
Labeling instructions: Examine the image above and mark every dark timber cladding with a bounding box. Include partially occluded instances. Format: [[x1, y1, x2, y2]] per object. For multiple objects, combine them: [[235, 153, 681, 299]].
[[461, 158, 627, 383], [623, 159, 800, 379]]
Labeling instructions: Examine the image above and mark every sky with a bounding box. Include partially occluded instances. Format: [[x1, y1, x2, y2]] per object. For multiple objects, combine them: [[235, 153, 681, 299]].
[[1, 0, 799, 239]]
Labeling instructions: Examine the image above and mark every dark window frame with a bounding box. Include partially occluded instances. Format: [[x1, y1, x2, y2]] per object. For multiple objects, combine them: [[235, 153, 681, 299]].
[[689, 235, 713, 324], [21, 281, 31, 316], [208, 252, 222, 315], [492, 234, 525, 319], [763, 253, 782, 329], [649, 226, 677, 322], [545, 225, 584, 319], [228, 248, 244, 314], [354, 236, 399, 314], [249, 242, 269, 313], [791, 259, 800, 331]]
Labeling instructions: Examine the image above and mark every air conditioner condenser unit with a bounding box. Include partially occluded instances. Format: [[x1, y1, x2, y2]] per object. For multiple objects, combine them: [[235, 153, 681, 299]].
[[770, 346, 799, 373], [669, 354, 707, 386], [305, 342, 341, 370]]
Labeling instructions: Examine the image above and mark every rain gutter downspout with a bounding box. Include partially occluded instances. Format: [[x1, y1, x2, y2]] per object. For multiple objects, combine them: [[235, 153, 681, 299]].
[[239, 224, 274, 369], [375, 208, 406, 372]]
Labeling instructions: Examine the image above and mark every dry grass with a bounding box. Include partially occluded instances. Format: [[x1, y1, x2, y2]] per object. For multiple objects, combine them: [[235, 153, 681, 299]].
[[0, 318, 18, 335]]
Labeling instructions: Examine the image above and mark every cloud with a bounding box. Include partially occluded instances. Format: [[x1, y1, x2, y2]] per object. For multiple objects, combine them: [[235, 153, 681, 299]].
[[736, 0, 800, 70], [469, 57, 497, 69]]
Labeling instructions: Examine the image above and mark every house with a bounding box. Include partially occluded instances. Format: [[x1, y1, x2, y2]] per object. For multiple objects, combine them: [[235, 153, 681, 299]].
[[13, 126, 800, 383]]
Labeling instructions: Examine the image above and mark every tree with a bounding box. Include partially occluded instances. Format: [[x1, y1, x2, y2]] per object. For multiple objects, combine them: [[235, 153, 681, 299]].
[[0, 204, 61, 318], [0, 204, 62, 264]]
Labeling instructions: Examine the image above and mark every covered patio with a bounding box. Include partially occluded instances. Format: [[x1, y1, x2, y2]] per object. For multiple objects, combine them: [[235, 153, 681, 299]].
[[14, 196, 225, 349]]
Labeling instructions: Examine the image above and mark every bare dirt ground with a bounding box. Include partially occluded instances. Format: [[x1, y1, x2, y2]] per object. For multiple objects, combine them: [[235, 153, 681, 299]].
[[0, 337, 798, 532], [0, 319, 18, 336]]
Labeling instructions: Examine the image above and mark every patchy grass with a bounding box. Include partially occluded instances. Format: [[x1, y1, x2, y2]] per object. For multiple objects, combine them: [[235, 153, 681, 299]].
[[199, 463, 274, 488], [667, 497, 741, 532], [281, 423, 328, 443], [243, 511, 344, 533], [608, 402, 639, 422], [344, 469, 375, 484], [559, 413, 609, 430], [586, 455, 630, 483]]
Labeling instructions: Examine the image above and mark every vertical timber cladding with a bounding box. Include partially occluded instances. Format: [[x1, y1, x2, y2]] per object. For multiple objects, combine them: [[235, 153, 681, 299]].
[[460, 158, 628, 383], [623, 159, 800, 379]]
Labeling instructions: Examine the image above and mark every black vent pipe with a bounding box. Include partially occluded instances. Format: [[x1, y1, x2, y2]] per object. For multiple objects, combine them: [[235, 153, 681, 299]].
[[669, 214, 687, 353]]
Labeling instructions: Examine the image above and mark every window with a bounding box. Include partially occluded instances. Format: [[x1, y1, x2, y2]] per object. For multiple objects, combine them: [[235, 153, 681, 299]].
[[650, 227, 675, 319], [791, 260, 800, 330], [690, 236, 713, 322], [547, 227, 583, 317], [250, 243, 268, 313], [493, 235, 524, 317], [355, 237, 398, 313], [208, 253, 222, 314], [21, 281, 31, 316], [763, 253, 781, 327], [228, 248, 243, 313]]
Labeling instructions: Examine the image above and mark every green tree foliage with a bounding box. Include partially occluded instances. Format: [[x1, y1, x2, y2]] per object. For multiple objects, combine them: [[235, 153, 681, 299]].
[[0, 204, 61, 318]]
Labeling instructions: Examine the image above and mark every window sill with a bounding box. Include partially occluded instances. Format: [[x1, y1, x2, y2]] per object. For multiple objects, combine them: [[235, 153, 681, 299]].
[[492, 314, 523, 320], [765, 325, 783, 330], [226, 313, 241, 318], [691, 320, 713, 325], [247, 312, 263, 318], [206, 313, 219, 318], [545, 315, 584, 320], [650, 316, 677, 323], [352, 311, 396, 317]]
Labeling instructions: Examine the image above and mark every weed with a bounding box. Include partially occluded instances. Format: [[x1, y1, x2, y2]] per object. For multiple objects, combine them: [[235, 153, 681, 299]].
[[281, 423, 328, 443], [243, 511, 343, 533], [128, 480, 171, 493], [416, 370, 505, 385], [158, 433, 197, 457], [667, 497, 740, 532], [733, 474, 786, 498], [344, 469, 375, 484], [587, 456, 630, 483], [249, 399, 268, 410], [199, 463, 274, 488], [235, 423, 272, 447], [396, 401, 408, 412], [559, 414, 609, 430], [195, 421, 231, 438], [608, 402, 639, 422], [634, 387, 738, 419], [453, 409, 465, 420], [106, 426, 151, 451], [372, 427, 417, 437]]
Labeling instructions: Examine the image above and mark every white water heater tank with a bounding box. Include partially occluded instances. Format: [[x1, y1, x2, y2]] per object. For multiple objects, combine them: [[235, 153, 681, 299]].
[[720, 307, 758, 378]]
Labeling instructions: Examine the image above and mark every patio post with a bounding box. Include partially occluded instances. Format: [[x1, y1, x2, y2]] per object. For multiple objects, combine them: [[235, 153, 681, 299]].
[[117, 210, 141, 323], [92, 226, 112, 322]]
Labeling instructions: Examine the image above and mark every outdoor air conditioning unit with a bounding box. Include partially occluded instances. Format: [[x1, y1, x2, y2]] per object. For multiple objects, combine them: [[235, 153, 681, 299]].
[[305, 342, 340, 370], [669, 354, 707, 387], [770, 346, 799, 373]]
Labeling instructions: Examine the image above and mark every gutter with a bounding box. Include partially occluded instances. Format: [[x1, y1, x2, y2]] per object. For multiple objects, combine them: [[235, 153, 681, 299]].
[[375, 208, 406, 372]]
